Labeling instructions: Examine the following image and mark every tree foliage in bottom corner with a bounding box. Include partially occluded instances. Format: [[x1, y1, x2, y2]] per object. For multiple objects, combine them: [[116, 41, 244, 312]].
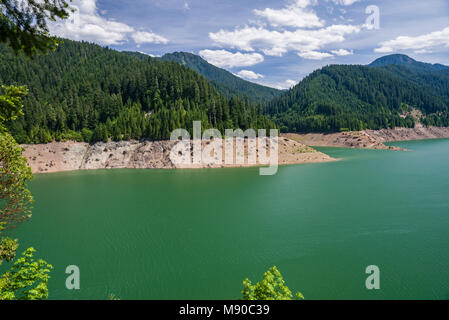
[[0, 245, 53, 300], [241, 266, 304, 300]]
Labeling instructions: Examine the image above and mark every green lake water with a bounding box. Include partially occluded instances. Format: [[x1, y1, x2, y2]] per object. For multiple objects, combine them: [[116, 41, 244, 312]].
[[3, 139, 449, 299]]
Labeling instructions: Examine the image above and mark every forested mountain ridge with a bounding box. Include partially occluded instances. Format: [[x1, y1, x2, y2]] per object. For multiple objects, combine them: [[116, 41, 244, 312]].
[[265, 55, 449, 133], [369, 55, 449, 125], [0, 39, 275, 144], [369, 54, 448, 72], [159, 52, 282, 103]]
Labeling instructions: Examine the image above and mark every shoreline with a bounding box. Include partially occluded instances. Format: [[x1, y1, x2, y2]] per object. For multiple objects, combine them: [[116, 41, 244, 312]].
[[22, 125, 449, 174], [22, 138, 336, 174], [283, 125, 449, 150]]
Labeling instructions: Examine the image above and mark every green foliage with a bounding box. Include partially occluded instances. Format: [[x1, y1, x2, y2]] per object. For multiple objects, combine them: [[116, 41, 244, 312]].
[[0, 40, 276, 144], [0, 84, 28, 131], [242, 266, 304, 300], [0, 247, 53, 300], [159, 52, 282, 104], [266, 63, 449, 132], [0, 0, 73, 57], [0, 6, 56, 300], [0, 86, 52, 300], [0, 130, 33, 229], [108, 293, 120, 300], [0, 224, 18, 264]]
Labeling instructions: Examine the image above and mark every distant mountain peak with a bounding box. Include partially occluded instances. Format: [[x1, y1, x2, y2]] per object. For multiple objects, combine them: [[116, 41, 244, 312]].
[[369, 54, 448, 71], [369, 54, 417, 67], [160, 52, 282, 103]]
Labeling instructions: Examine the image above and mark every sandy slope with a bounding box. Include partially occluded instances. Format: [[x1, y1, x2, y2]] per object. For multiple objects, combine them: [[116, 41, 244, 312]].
[[23, 126, 449, 174], [22, 138, 335, 174], [284, 125, 449, 150], [364, 124, 449, 142], [283, 132, 404, 150]]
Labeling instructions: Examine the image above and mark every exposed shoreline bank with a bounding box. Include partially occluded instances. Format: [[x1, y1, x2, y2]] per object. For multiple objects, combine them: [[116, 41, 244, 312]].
[[22, 125, 449, 174], [22, 138, 335, 174], [284, 125, 449, 150]]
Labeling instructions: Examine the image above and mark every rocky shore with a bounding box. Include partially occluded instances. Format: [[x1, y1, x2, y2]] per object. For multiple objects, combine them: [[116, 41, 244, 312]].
[[283, 131, 403, 150], [284, 125, 449, 150], [22, 138, 335, 174], [364, 124, 449, 143], [22, 126, 449, 174]]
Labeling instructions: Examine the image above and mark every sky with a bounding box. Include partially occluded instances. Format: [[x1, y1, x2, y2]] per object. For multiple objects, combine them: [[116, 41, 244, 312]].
[[49, 0, 449, 89]]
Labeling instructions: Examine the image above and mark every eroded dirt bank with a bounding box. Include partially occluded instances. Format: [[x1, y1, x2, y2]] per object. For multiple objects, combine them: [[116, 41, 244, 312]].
[[364, 125, 449, 143], [23, 126, 449, 174], [283, 132, 404, 150], [22, 138, 335, 174], [284, 125, 449, 150]]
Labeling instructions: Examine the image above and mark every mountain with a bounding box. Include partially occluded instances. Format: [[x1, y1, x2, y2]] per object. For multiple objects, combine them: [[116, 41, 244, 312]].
[[369, 54, 449, 104], [0, 39, 275, 144], [159, 52, 282, 104], [265, 55, 449, 132], [369, 54, 448, 71]]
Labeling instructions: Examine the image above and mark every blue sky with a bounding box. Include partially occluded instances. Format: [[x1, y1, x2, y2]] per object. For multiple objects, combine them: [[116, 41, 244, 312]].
[[49, 0, 449, 89]]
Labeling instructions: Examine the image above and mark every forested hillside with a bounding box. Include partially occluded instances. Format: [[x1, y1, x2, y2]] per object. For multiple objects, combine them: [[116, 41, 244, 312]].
[[369, 55, 449, 126], [369, 54, 448, 72], [266, 56, 449, 133], [160, 52, 282, 103], [0, 40, 275, 144]]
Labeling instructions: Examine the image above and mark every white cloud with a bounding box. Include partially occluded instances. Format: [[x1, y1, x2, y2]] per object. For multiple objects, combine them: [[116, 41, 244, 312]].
[[414, 49, 432, 54], [49, 0, 168, 46], [199, 49, 264, 68], [209, 24, 361, 57], [282, 79, 298, 89], [331, 0, 361, 5], [207, 0, 365, 59], [50, 0, 132, 45], [294, 0, 316, 8], [132, 31, 168, 45], [298, 50, 333, 60], [331, 48, 354, 56], [253, 0, 323, 28], [138, 51, 161, 57], [236, 70, 264, 80], [261, 79, 297, 90], [375, 27, 449, 54]]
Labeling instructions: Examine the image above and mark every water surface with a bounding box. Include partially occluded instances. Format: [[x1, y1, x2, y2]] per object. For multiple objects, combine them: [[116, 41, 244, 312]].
[[4, 139, 449, 299]]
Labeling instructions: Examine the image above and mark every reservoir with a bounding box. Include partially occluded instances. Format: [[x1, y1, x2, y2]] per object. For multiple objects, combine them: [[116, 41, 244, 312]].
[[5, 139, 449, 299]]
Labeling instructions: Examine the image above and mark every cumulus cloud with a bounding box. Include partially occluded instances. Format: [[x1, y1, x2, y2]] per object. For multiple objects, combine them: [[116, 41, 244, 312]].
[[138, 51, 161, 57], [375, 27, 449, 54], [262, 79, 297, 90], [132, 31, 168, 45], [331, 48, 354, 56], [236, 70, 265, 80], [298, 50, 333, 60], [331, 0, 361, 5], [295, 0, 317, 8], [282, 79, 298, 89], [253, 0, 323, 28], [209, 24, 361, 57], [206, 0, 365, 59], [199, 49, 264, 68], [49, 0, 168, 46]]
